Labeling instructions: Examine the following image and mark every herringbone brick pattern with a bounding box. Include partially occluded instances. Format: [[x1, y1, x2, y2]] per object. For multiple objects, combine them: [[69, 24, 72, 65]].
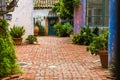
[[15, 36, 111, 80]]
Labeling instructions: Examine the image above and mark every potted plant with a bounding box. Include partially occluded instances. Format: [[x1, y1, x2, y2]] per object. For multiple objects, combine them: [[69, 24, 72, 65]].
[[10, 25, 25, 45], [26, 35, 38, 44], [34, 21, 39, 36], [87, 29, 108, 68]]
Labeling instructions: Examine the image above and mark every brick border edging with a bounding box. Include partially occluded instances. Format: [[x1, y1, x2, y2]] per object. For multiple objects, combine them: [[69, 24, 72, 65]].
[[1, 74, 23, 80]]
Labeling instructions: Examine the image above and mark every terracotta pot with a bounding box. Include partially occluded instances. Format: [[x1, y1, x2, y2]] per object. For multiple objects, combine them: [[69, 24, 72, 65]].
[[99, 50, 108, 68], [34, 26, 39, 36], [13, 38, 23, 45]]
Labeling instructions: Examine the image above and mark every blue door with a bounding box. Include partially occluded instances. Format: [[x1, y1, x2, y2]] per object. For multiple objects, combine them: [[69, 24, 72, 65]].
[[48, 17, 57, 35]]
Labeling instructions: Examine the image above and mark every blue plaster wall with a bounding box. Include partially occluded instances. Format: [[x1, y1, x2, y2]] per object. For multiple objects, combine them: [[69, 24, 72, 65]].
[[109, 0, 117, 64], [82, 0, 86, 27]]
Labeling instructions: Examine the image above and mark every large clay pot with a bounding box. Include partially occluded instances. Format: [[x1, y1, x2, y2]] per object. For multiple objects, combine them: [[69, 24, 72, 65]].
[[13, 38, 23, 45], [99, 50, 108, 68], [34, 26, 39, 36]]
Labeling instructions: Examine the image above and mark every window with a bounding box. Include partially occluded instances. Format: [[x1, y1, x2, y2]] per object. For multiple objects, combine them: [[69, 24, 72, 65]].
[[86, 0, 109, 27]]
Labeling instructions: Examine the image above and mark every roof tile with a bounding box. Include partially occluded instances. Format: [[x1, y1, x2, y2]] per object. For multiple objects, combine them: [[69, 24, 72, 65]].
[[34, 0, 59, 9]]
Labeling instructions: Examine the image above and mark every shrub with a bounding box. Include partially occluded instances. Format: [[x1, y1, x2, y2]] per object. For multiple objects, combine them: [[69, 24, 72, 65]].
[[0, 20, 22, 78], [92, 26, 99, 36], [71, 34, 81, 44], [72, 26, 99, 45], [64, 22, 73, 35], [54, 23, 63, 36], [10, 25, 25, 38], [54, 22, 73, 37], [26, 35, 37, 44]]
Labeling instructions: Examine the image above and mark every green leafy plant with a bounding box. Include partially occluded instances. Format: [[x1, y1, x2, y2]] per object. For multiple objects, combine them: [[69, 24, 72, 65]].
[[87, 29, 108, 55], [10, 25, 25, 38], [54, 22, 73, 37], [52, 0, 81, 19], [0, 19, 22, 78], [72, 26, 98, 45], [92, 26, 99, 36], [6, 0, 10, 3], [73, 0, 81, 6], [54, 22, 63, 36], [64, 22, 73, 35], [26, 35, 37, 44], [52, 2, 60, 13]]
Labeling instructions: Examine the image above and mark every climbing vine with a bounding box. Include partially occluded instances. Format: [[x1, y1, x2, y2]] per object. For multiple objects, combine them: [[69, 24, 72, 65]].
[[52, 0, 81, 19]]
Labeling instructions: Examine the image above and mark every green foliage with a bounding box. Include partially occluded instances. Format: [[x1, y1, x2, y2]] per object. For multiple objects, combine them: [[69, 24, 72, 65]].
[[35, 21, 46, 36], [10, 25, 25, 38], [26, 35, 37, 44], [54, 22, 73, 37], [73, 0, 81, 6], [52, 0, 80, 19], [0, 19, 22, 78], [6, 0, 10, 3], [71, 34, 81, 44], [72, 26, 99, 45], [52, 2, 60, 13], [54, 23, 62, 36], [109, 63, 115, 72], [64, 22, 73, 35], [92, 26, 99, 35], [87, 29, 108, 55]]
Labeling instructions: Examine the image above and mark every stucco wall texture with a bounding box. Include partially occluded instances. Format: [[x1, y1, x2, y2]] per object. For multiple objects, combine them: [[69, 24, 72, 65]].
[[74, 5, 82, 34], [34, 9, 52, 27], [9, 0, 34, 41], [74, 0, 86, 34]]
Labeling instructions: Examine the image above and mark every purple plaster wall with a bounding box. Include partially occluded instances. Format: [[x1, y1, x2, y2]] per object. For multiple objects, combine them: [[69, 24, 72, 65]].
[[74, 5, 82, 34], [74, 0, 86, 34]]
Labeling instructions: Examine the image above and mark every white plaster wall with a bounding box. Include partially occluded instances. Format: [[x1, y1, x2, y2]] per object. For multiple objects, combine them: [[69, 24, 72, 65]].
[[33, 9, 52, 27], [9, 0, 34, 41]]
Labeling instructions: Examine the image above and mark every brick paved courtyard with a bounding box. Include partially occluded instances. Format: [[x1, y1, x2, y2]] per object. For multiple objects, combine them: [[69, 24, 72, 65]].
[[15, 36, 111, 80]]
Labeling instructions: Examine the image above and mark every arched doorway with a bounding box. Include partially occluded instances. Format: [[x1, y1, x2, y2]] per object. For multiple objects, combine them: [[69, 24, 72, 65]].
[[46, 11, 59, 36]]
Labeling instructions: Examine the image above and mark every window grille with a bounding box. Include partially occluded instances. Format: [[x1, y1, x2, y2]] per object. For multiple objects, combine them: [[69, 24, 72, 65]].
[[86, 0, 109, 27]]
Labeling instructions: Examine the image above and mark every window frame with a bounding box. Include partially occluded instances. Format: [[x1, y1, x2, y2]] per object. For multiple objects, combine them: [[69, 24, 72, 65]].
[[86, 0, 109, 27]]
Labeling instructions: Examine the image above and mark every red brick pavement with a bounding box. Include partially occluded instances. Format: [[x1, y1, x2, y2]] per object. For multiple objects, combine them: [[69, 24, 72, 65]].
[[15, 36, 111, 80]]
